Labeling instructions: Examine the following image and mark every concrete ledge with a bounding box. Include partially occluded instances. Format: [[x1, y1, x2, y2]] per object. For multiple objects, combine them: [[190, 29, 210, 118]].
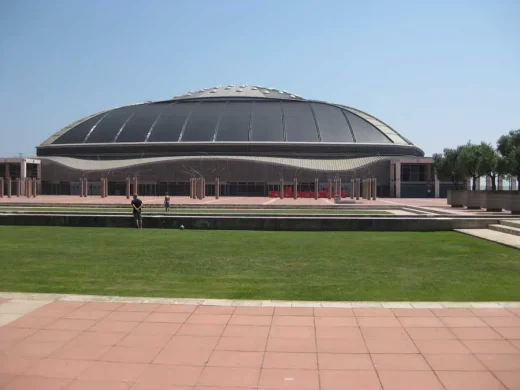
[[0, 203, 396, 210], [0, 213, 501, 231], [455, 228, 520, 250], [1, 292, 519, 308]]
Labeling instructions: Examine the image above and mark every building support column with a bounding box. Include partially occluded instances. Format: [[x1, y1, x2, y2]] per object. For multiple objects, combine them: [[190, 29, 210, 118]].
[[7, 177, 12, 198], [125, 177, 131, 199], [314, 177, 319, 200], [105, 178, 109, 197], [395, 161, 401, 198], [36, 164, 42, 194], [4, 163, 10, 181], [328, 179, 332, 199], [16, 178, 21, 197], [338, 178, 342, 198], [280, 178, 284, 199], [355, 178, 360, 200], [84, 178, 89, 197], [132, 177, 138, 196], [350, 179, 354, 199], [25, 178, 31, 198], [367, 178, 372, 200], [100, 178, 105, 198], [0, 177, 3, 198], [32, 177, 37, 197], [20, 160, 26, 197], [389, 163, 395, 198], [434, 173, 440, 198], [215, 177, 220, 199], [293, 177, 298, 199], [372, 178, 377, 200]]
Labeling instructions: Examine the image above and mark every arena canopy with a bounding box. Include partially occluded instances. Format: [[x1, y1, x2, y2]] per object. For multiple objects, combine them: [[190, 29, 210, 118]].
[[37, 85, 423, 159]]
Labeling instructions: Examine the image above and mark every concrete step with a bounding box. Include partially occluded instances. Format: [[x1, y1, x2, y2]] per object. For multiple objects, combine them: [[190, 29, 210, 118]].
[[456, 229, 520, 249], [500, 219, 520, 229], [489, 224, 520, 236]]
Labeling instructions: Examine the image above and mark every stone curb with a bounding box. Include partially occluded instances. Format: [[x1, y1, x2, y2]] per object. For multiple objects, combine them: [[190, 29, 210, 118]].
[[1, 292, 519, 308]]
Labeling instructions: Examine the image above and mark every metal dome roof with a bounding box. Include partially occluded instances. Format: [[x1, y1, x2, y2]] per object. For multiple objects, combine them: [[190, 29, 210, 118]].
[[38, 86, 423, 158], [171, 85, 304, 101]]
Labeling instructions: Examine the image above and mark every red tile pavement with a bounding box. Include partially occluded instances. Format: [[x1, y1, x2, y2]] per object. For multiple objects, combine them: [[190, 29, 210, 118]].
[[0, 195, 450, 207], [436, 370, 507, 390], [0, 301, 519, 389]]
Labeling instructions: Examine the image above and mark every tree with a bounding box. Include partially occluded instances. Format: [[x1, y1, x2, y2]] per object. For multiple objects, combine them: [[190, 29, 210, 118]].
[[478, 142, 500, 190], [432, 146, 465, 188], [497, 129, 520, 184], [459, 143, 486, 191]]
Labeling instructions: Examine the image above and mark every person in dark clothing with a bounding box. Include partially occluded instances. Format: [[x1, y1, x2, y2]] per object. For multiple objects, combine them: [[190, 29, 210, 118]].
[[131, 194, 143, 229]]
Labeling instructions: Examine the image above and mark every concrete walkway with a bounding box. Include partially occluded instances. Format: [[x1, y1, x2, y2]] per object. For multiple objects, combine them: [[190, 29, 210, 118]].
[[0, 294, 519, 389]]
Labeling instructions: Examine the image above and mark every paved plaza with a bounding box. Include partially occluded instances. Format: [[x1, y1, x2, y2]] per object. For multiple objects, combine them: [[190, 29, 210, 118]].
[[0, 295, 519, 389]]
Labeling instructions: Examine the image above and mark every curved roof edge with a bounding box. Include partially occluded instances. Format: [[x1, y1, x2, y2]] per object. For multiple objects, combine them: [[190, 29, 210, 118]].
[[40, 102, 147, 147], [40, 155, 393, 173]]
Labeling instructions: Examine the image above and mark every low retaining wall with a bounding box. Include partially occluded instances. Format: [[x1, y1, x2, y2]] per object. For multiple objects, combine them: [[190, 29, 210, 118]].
[[448, 190, 520, 214], [0, 214, 500, 231]]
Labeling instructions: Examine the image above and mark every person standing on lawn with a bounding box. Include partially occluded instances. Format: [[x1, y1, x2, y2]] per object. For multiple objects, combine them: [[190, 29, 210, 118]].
[[164, 193, 171, 212], [131, 194, 143, 229]]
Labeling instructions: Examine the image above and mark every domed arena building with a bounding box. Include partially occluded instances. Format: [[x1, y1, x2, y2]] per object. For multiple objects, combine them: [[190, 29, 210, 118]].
[[4, 86, 445, 198]]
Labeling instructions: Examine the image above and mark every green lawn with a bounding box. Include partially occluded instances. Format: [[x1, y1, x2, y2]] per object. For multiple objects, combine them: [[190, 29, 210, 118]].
[[0, 226, 518, 301], [0, 207, 388, 215]]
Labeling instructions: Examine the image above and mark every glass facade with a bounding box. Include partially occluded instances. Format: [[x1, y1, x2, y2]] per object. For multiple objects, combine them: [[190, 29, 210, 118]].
[[147, 103, 194, 142], [282, 102, 319, 142], [181, 102, 226, 142], [216, 102, 251, 141], [86, 106, 140, 143], [116, 104, 164, 143], [54, 113, 107, 144], [344, 111, 391, 144], [250, 102, 284, 141], [401, 164, 427, 182], [312, 103, 353, 142]]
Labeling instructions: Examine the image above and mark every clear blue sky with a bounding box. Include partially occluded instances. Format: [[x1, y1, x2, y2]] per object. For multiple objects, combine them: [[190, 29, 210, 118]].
[[1, 0, 518, 157]]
